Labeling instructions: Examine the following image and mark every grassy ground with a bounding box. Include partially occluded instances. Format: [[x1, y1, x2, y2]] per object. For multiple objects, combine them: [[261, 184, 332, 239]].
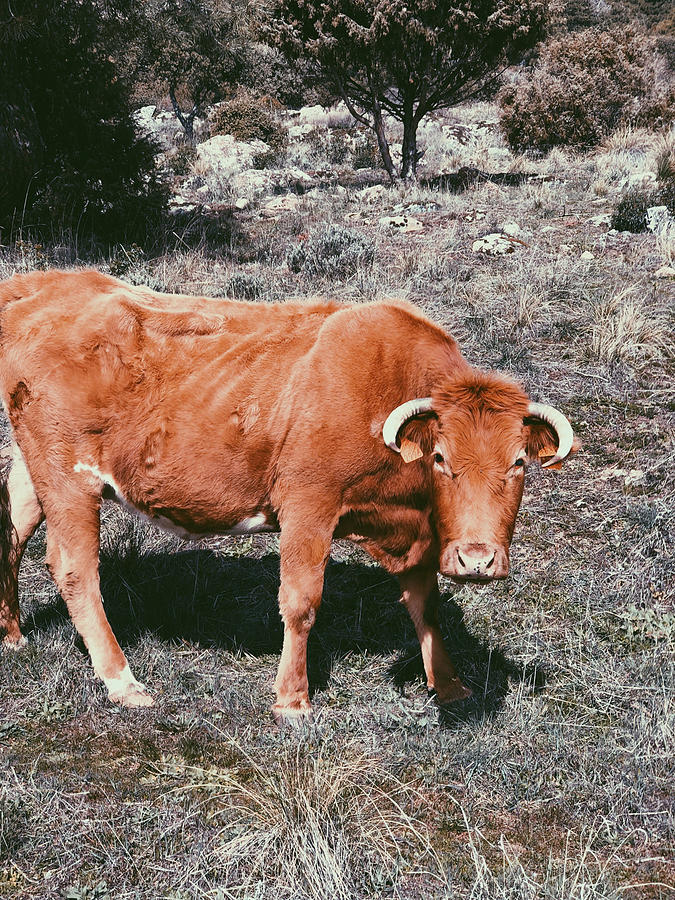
[[0, 115, 673, 899]]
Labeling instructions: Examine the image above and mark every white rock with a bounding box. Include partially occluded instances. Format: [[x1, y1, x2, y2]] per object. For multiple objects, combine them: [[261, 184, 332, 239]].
[[196, 135, 270, 180], [645, 205, 673, 234], [298, 105, 328, 126], [588, 214, 612, 227], [288, 123, 316, 140], [654, 265, 675, 278], [360, 185, 389, 204], [378, 215, 424, 233], [472, 233, 518, 255], [624, 469, 646, 488], [235, 198, 250, 210], [627, 171, 657, 189], [502, 221, 523, 237], [261, 194, 300, 216], [580, 250, 595, 260]]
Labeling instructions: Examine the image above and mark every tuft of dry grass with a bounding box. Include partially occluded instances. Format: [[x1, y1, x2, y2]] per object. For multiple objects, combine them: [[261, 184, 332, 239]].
[[589, 287, 674, 368], [192, 741, 446, 899]]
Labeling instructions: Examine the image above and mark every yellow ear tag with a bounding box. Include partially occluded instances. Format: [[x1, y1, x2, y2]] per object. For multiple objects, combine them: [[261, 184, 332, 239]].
[[400, 438, 424, 463]]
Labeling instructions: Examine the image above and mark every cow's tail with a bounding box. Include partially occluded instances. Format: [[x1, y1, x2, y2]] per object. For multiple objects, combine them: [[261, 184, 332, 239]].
[[0, 467, 16, 605]]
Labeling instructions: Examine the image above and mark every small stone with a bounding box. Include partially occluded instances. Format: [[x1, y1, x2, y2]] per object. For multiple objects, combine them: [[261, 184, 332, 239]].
[[654, 265, 675, 278], [502, 221, 523, 237], [235, 198, 250, 210], [580, 250, 595, 260], [472, 233, 518, 255], [646, 205, 673, 235], [624, 469, 646, 488], [588, 214, 612, 228], [262, 194, 300, 216], [378, 215, 424, 233]]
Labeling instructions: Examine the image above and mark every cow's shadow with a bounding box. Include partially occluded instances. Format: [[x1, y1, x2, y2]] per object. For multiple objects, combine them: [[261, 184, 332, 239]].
[[25, 541, 545, 726]]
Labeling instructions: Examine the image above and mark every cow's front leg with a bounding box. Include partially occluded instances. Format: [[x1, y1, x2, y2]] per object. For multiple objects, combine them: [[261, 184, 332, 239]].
[[399, 567, 472, 703], [273, 518, 333, 724]]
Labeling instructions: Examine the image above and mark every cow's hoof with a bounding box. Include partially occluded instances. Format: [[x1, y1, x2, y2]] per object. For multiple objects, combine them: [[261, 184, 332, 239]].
[[109, 684, 154, 708], [1, 634, 27, 651], [272, 702, 313, 727], [104, 665, 153, 708], [433, 679, 473, 705]]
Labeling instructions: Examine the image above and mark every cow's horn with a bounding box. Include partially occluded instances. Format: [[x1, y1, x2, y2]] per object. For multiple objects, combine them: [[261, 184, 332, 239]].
[[383, 398, 434, 452], [527, 402, 574, 467]]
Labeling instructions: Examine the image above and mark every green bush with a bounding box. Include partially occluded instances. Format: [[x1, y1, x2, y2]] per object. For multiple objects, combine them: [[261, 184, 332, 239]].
[[352, 132, 381, 169], [169, 145, 197, 176], [286, 224, 375, 278], [210, 96, 288, 154], [0, 0, 165, 247], [226, 272, 267, 299], [499, 27, 654, 153], [238, 43, 328, 108], [611, 182, 675, 233]]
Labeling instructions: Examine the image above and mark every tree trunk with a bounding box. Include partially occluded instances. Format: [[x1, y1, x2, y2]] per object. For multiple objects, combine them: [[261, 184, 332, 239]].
[[400, 105, 419, 182], [169, 87, 195, 142], [372, 105, 397, 184]]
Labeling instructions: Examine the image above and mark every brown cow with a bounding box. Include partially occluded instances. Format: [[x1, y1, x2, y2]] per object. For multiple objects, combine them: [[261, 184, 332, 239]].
[[0, 269, 575, 721]]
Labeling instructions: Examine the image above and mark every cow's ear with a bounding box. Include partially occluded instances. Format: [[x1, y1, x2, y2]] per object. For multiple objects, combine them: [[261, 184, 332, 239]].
[[399, 414, 437, 464], [524, 417, 580, 470]]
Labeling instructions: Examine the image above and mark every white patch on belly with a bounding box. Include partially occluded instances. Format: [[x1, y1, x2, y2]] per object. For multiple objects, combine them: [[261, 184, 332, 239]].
[[73, 460, 275, 539], [73, 461, 124, 497], [225, 512, 274, 534]]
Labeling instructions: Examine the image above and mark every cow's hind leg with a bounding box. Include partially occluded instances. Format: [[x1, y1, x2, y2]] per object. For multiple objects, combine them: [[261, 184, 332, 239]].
[[273, 511, 335, 724], [0, 444, 44, 647], [44, 490, 152, 707], [399, 567, 472, 703]]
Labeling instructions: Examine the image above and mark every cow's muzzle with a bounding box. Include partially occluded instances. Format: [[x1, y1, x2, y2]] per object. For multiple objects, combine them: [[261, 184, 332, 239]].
[[440, 542, 509, 582]]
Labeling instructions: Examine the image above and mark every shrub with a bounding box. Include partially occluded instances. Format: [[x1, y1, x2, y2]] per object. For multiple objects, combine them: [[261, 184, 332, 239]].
[[286, 225, 375, 278], [499, 27, 655, 153], [210, 96, 288, 154], [305, 127, 352, 165], [352, 132, 381, 170], [238, 43, 327, 108], [169, 145, 197, 176], [0, 0, 165, 247], [226, 272, 267, 299], [611, 182, 675, 233]]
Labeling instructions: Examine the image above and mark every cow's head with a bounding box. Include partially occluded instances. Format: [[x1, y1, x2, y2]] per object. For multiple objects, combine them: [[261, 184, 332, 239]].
[[383, 371, 576, 582]]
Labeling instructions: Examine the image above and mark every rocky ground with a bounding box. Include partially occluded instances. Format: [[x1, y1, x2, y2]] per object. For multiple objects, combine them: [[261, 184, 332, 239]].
[[0, 102, 673, 899]]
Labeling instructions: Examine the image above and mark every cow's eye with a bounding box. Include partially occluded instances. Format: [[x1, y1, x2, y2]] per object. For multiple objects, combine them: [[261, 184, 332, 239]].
[[512, 457, 525, 471], [434, 452, 444, 465]]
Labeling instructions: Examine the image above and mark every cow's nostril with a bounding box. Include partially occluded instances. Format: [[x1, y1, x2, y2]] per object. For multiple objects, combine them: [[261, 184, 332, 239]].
[[457, 550, 466, 569], [485, 554, 495, 570]]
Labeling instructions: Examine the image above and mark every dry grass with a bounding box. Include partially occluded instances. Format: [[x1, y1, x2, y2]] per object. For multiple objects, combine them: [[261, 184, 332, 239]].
[[589, 287, 673, 368], [1, 102, 674, 900]]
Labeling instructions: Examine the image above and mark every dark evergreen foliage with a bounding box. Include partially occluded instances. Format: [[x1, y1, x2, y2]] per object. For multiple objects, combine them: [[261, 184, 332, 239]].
[[0, 0, 165, 246], [136, 0, 243, 141], [263, 0, 548, 181]]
